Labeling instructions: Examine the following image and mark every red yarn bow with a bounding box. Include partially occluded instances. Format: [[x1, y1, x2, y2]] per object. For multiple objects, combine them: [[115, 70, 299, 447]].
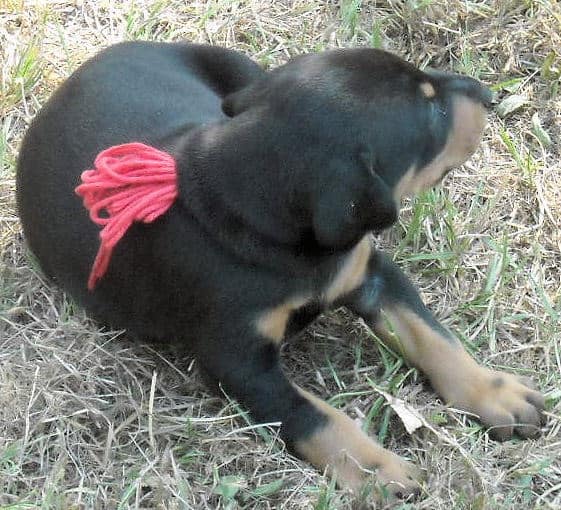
[[75, 142, 178, 290]]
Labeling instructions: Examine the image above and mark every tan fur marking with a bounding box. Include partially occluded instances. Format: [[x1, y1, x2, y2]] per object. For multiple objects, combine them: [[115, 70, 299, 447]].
[[255, 296, 309, 342], [393, 165, 416, 202], [374, 306, 482, 404], [294, 387, 419, 493], [373, 305, 544, 439], [420, 81, 436, 98], [324, 235, 371, 303], [394, 96, 487, 200], [374, 305, 524, 413]]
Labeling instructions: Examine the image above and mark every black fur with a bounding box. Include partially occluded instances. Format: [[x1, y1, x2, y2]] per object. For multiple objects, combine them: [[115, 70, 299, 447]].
[[17, 42, 492, 461]]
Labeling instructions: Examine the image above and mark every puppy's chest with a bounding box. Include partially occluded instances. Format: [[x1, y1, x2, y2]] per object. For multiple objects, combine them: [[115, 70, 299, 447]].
[[255, 236, 372, 342]]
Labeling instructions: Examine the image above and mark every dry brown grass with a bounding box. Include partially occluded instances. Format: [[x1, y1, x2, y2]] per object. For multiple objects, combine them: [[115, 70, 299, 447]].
[[1, 1, 560, 508]]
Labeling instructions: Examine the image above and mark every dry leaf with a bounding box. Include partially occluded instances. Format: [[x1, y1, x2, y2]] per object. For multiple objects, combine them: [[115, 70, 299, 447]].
[[496, 94, 528, 118], [372, 388, 424, 434], [531, 112, 552, 147]]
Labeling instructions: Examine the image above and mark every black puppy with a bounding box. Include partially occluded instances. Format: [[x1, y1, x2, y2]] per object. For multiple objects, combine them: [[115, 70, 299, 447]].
[[17, 42, 544, 499]]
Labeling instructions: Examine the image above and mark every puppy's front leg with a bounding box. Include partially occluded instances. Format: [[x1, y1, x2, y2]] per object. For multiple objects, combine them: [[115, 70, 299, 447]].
[[346, 251, 545, 439], [196, 331, 421, 498]]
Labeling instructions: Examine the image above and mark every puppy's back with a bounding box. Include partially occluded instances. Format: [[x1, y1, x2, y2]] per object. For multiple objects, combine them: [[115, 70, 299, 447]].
[[16, 41, 263, 323]]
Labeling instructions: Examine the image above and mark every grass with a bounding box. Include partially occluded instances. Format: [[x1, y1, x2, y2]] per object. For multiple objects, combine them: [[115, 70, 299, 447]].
[[1, 0, 560, 508]]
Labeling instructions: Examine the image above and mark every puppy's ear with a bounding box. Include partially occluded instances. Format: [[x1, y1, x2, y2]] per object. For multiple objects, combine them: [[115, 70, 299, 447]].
[[312, 156, 397, 251]]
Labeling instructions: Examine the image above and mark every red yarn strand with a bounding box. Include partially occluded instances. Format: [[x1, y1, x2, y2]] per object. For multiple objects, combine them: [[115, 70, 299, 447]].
[[75, 142, 178, 290]]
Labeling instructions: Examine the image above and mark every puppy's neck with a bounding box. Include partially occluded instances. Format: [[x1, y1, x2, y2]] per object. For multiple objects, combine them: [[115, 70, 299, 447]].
[[170, 117, 311, 251]]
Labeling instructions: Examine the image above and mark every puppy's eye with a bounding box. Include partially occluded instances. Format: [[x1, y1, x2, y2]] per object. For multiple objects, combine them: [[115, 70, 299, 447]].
[[349, 201, 358, 217]]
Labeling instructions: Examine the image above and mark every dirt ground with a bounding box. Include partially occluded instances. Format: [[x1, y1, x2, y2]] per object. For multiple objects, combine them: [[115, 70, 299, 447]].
[[1, 1, 560, 509]]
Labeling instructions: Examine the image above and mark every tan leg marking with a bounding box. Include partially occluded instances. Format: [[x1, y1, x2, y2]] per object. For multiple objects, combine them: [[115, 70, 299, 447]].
[[294, 387, 422, 498], [375, 306, 545, 439], [394, 96, 488, 200], [255, 236, 370, 343], [393, 165, 416, 202], [324, 235, 371, 303], [419, 81, 436, 98], [255, 296, 309, 342]]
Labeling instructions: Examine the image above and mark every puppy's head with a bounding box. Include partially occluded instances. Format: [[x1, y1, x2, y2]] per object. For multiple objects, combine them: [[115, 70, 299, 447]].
[[223, 49, 491, 250]]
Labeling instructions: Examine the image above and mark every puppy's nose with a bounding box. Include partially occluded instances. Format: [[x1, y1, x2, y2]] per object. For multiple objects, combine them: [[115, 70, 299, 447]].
[[424, 69, 494, 108]]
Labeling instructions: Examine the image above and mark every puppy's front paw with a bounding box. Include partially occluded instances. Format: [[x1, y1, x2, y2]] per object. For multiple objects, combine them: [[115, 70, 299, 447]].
[[295, 388, 424, 501], [470, 369, 545, 440], [373, 453, 423, 500], [316, 440, 423, 501]]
